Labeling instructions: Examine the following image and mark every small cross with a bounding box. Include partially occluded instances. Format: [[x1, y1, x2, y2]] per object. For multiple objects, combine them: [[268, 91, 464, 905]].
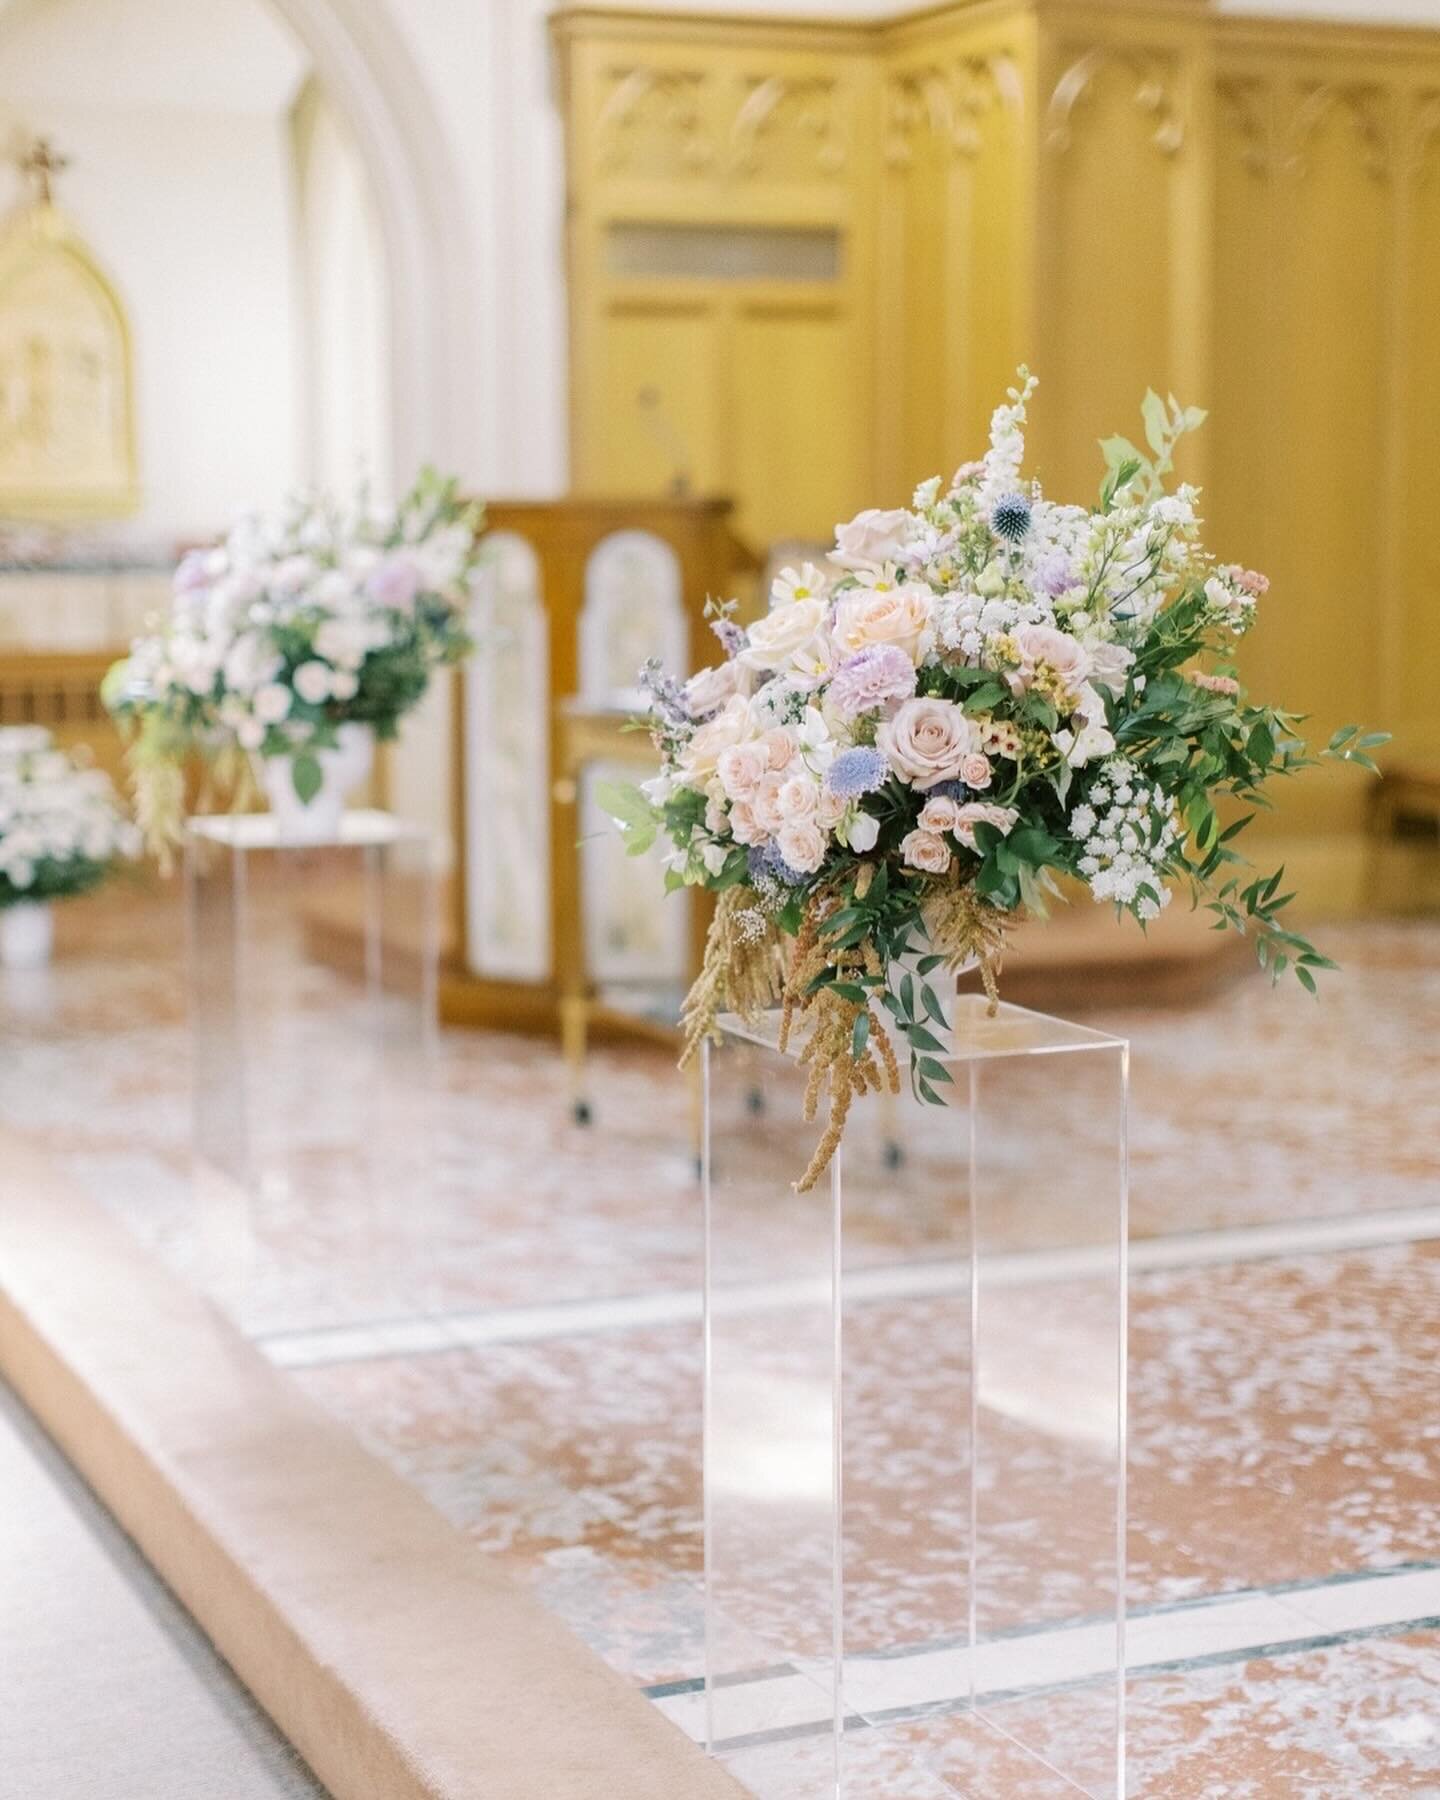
[[18, 137, 69, 206]]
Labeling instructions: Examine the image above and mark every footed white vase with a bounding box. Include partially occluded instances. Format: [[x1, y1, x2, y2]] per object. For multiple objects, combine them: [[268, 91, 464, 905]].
[[0, 900, 54, 969], [256, 723, 375, 842], [887, 942, 978, 1026]]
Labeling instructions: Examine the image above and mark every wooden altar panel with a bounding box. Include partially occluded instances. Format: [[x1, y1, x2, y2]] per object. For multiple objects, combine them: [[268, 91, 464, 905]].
[[446, 496, 756, 1035]]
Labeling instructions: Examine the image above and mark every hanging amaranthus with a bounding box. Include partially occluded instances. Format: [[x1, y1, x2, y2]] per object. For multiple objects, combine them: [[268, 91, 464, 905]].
[[679, 884, 787, 1070], [923, 873, 1011, 1016]]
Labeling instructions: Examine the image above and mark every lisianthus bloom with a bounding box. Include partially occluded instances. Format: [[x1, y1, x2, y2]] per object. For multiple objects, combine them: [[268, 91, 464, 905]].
[[831, 507, 913, 571], [684, 660, 748, 719], [739, 598, 829, 675]]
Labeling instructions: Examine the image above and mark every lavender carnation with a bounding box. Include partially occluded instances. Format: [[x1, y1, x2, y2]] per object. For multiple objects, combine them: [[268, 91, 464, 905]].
[[827, 645, 917, 719], [826, 747, 888, 800]]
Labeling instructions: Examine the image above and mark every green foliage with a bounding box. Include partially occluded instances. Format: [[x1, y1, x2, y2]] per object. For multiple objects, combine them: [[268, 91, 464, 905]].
[[290, 753, 323, 806], [593, 779, 661, 857]]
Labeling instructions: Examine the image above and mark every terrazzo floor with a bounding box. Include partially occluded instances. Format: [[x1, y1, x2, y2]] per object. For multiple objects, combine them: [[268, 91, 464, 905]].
[[4, 885, 1440, 1795]]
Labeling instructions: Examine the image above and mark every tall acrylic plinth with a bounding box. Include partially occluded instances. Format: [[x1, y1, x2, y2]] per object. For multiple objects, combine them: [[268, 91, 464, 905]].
[[703, 996, 1127, 1800], [185, 810, 438, 1335]]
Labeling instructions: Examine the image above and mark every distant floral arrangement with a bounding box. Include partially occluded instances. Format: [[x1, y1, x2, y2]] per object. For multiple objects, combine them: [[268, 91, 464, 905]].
[[0, 731, 140, 907], [601, 373, 1386, 1189], [104, 470, 483, 853]]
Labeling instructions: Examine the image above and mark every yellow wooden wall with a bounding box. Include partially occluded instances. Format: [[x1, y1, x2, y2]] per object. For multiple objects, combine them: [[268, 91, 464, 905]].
[[554, 0, 1440, 908], [877, 6, 1035, 498], [553, 10, 879, 549], [1209, 18, 1440, 885]]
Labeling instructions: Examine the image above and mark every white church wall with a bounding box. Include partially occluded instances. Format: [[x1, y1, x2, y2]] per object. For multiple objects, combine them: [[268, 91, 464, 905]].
[[0, 0, 311, 542]]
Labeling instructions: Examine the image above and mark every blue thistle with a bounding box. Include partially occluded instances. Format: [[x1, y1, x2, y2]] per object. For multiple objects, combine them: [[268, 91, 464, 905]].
[[990, 493, 1032, 544], [825, 747, 888, 800]]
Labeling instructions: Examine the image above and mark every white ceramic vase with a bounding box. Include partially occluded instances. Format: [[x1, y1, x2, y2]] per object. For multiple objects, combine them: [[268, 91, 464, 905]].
[[0, 900, 54, 970], [887, 942, 978, 1029], [256, 723, 375, 843]]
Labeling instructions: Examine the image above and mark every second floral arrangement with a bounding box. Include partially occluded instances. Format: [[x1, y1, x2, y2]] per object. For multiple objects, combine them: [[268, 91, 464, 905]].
[[602, 372, 1385, 1189]]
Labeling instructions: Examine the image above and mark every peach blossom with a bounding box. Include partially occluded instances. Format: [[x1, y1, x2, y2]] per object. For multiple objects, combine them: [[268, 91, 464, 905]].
[[680, 695, 750, 779], [752, 771, 789, 836], [953, 802, 1020, 851]]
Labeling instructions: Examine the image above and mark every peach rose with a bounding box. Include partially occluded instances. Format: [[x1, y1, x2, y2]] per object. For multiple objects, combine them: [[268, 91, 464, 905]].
[[759, 727, 799, 772], [716, 741, 770, 803], [960, 752, 993, 791], [832, 507, 912, 572], [752, 771, 789, 836], [832, 582, 933, 665], [728, 799, 767, 846], [877, 697, 977, 790], [918, 795, 961, 835], [680, 695, 750, 779], [777, 775, 819, 821], [953, 802, 1020, 851], [900, 828, 953, 875], [777, 820, 827, 874], [739, 598, 828, 674]]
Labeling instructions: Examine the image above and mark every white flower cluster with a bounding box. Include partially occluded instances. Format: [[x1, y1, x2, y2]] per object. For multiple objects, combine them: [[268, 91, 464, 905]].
[[0, 733, 140, 898], [120, 479, 479, 756], [1070, 758, 1178, 918]]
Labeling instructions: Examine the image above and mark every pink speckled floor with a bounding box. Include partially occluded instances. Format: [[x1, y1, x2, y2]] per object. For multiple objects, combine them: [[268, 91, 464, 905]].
[[5, 886, 1440, 1795]]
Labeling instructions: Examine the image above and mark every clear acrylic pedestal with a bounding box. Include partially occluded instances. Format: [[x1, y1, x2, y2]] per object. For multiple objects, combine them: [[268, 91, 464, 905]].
[[185, 810, 438, 1335], [703, 996, 1127, 1800]]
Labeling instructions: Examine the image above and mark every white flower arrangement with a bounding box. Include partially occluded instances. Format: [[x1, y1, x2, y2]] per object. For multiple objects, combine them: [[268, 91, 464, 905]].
[[601, 372, 1388, 1189], [0, 731, 141, 907], [105, 469, 483, 850]]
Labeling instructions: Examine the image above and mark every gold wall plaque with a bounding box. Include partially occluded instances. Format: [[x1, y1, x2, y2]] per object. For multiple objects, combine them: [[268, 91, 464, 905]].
[[0, 200, 140, 521]]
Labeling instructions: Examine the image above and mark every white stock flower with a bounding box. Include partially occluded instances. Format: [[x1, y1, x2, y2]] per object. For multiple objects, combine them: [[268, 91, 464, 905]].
[[254, 683, 293, 725], [222, 633, 281, 696], [292, 662, 333, 705]]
